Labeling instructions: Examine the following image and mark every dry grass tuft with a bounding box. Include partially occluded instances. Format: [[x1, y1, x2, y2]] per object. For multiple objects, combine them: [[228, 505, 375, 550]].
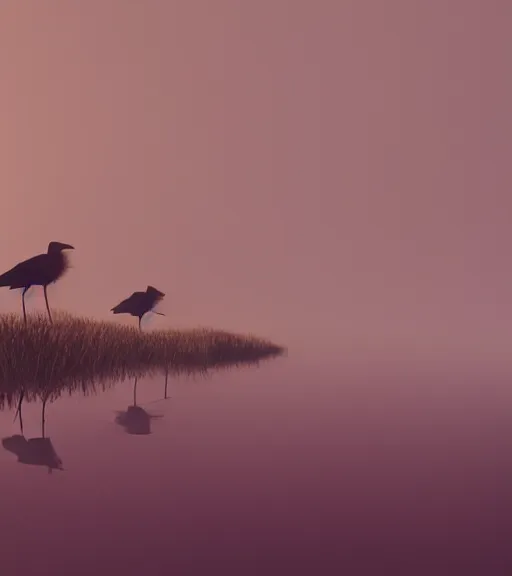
[[0, 312, 285, 409]]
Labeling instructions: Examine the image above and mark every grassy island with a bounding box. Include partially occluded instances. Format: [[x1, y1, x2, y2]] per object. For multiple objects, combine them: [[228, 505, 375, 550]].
[[0, 312, 285, 408]]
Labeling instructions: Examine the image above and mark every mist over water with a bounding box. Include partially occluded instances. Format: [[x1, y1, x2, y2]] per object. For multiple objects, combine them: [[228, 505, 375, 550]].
[[0, 355, 509, 574], [1, 0, 511, 573]]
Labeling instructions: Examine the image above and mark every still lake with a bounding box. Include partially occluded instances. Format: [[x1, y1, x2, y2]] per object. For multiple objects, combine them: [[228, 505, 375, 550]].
[[0, 357, 509, 575]]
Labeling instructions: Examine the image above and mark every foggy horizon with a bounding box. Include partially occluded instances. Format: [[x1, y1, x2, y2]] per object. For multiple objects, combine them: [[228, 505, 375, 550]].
[[1, 1, 511, 367], [0, 2, 510, 574]]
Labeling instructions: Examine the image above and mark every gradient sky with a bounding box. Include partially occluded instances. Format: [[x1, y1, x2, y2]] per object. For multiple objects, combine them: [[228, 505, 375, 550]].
[[0, 1, 511, 365]]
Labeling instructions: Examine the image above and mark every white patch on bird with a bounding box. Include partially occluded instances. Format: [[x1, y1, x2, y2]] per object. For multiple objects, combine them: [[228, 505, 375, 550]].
[[141, 309, 166, 330]]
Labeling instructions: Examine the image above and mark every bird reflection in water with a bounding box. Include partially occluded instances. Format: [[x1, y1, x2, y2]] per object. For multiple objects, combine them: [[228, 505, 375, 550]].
[[116, 376, 163, 435], [13, 388, 51, 436], [2, 393, 63, 473], [13, 389, 25, 435], [164, 367, 169, 399], [115, 405, 163, 435], [2, 436, 63, 473], [115, 406, 151, 435], [132, 368, 170, 404]]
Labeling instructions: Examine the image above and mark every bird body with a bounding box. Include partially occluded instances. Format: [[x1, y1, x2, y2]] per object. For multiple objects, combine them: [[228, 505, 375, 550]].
[[0, 252, 69, 289], [111, 290, 149, 316], [0, 242, 73, 290], [111, 285, 165, 329], [0, 241, 74, 324]]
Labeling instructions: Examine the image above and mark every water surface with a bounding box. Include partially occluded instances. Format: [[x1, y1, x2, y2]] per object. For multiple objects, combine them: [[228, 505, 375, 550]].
[[0, 358, 509, 575]]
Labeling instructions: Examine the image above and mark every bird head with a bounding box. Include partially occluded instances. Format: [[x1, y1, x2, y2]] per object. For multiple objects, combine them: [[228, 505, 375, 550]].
[[146, 286, 165, 314], [47, 241, 75, 254], [146, 285, 165, 298]]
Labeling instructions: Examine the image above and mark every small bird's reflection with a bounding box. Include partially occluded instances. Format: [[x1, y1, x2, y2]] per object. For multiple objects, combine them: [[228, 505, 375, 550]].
[[115, 405, 163, 435], [2, 435, 63, 473]]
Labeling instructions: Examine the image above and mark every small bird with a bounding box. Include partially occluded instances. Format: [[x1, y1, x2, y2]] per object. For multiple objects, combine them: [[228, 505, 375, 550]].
[[111, 285, 165, 330], [0, 241, 74, 324]]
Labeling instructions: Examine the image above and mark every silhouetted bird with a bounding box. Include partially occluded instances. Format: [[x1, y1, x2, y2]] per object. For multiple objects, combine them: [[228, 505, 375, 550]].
[[111, 285, 165, 330], [115, 405, 154, 435], [3, 392, 63, 473], [2, 435, 63, 473], [0, 241, 74, 324]]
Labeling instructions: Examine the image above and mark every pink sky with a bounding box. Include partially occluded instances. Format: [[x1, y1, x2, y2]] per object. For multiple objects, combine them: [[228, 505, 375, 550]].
[[0, 1, 511, 365]]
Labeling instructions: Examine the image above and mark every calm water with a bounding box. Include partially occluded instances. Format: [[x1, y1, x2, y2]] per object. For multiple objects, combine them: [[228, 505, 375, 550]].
[[0, 358, 509, 575]]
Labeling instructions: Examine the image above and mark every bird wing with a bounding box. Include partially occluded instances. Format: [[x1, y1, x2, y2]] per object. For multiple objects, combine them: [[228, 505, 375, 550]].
[[111, 292, 144, 314], [0, 253, 48, 288]]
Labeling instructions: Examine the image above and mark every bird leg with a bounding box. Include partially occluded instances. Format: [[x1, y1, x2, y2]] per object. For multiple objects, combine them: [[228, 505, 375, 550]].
[[134, 316, 142, 403], [42, 395, 48, 438], [133, 376, 138, 406], [14, 388, 25, 434], [21, 287, 28, 325], [43, 286, 53, 324], [164, 367, 169, 399]]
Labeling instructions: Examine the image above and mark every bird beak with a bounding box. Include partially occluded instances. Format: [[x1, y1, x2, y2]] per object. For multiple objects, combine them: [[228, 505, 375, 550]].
[[61, 244, 74, 250]]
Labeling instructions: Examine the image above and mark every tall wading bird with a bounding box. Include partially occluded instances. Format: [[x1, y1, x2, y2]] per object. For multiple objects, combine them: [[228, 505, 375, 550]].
[[111, 286, 166, 405], [111, 285, 165, 330], [0, 241, 74, 324], [0, 241, 74, 432]]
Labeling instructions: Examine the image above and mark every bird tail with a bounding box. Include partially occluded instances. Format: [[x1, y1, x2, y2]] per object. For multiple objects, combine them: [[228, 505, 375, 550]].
[[0, 269, 17, 287], [111, 300, 130, 314]]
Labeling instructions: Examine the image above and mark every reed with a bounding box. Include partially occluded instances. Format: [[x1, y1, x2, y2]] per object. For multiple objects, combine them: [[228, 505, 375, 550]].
[[0, 312, 285, 409]]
